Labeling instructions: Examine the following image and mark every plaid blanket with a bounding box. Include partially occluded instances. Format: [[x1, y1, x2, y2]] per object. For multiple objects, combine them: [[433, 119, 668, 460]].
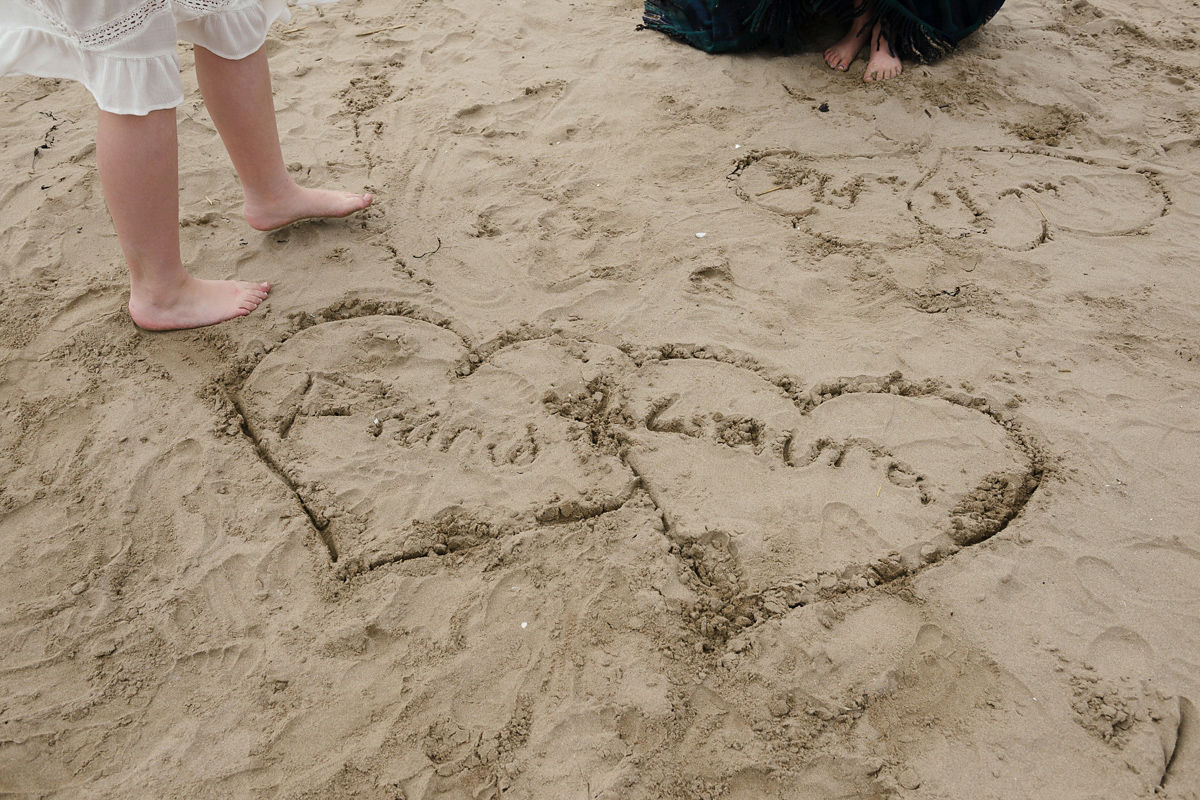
[[642, 0, 1006, 61]]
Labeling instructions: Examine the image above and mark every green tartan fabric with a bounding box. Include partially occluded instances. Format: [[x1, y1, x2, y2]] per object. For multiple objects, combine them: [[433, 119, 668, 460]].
[[641, 0, 784, 53], [642, 0, 1005, 61]]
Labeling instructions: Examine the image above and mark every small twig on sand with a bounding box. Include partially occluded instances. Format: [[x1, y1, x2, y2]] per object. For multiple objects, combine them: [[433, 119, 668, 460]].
[[356, 24, 407, 37], [756, 185, 787, 197], [413, 237, 442, 258], [1018, 188, 1050, 223], [280, 26, 307, 34]]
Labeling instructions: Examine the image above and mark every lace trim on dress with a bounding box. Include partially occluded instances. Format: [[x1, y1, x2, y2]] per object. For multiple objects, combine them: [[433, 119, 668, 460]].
[[16, 0, 263, 52], [175, 0, 260, 12], [19, 0, 169, 50]]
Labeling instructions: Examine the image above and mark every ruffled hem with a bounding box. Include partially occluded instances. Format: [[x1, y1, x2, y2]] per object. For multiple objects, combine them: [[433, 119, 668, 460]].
[[177, 0, 291, 61], [0, 0, 336, 115], [0, 27, 184, 115]]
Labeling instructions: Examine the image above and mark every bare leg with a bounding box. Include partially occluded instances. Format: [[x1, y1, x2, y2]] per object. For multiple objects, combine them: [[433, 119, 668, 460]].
[[863, 21, 903, 82], [193, 44, 372, 231], [96, 109, 270, 330], [824, 11, 871, 71]]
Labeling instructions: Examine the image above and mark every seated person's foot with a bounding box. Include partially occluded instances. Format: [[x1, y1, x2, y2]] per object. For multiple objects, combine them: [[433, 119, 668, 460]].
[[244, 184, 373, 232], [863, 23, 903, 82], [824, 22, 870, 71], [129, 275, 270, 331]]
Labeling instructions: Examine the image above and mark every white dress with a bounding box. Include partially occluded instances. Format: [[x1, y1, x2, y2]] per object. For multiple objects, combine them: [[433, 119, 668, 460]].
[[0, 0, 332, 115]]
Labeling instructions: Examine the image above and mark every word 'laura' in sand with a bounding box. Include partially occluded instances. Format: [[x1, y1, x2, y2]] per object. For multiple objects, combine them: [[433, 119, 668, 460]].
[[643, 0, 1006, 82], [0, 1, 373, 330]]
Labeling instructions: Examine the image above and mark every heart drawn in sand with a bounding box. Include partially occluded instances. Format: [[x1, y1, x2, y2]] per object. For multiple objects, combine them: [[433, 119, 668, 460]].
[[733, 146, 1167, 252], [238, 314, 1042, 628]]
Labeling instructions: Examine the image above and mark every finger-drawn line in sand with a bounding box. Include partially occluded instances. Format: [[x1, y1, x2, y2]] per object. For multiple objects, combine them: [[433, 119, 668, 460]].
[[731, 146, 1168, 253], [226, 311, 1044, 648]]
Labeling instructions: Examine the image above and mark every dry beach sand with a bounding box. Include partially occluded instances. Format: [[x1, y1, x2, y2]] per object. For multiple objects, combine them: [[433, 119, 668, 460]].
[[3, 0, 1200, 797]]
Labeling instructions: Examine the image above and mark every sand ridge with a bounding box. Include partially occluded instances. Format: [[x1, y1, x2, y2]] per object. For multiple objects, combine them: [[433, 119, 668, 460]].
[[3, 0, 1200, 797]]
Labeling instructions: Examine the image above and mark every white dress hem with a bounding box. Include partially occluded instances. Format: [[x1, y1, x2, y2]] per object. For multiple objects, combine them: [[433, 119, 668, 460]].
[[0, 0, 332, 115]]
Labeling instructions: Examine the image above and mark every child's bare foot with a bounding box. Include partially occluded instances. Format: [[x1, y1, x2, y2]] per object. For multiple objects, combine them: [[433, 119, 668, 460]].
[[129, 275, 270, 331], [824, 23, 870, 71], [864, 23, 903, 82], [244, 184, 373, 232]]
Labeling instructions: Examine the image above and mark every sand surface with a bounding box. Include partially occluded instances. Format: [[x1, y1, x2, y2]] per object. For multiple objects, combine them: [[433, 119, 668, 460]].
[[3, 0, 1200, 797]]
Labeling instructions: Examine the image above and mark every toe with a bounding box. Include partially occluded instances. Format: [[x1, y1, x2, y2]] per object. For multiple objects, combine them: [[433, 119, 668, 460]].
[[339, 192, 372, 215]]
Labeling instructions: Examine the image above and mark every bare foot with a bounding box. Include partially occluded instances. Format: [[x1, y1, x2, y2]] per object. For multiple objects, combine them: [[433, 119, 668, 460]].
[[244, 184, 373, 232], [864, 23, 903, 82], [824, 22, 870, 71], [129, 275, 270, 331]]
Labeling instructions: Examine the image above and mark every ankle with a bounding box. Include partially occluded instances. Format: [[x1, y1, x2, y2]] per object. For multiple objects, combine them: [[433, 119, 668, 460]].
[[243, 177, 301, 211], [129, 264, 193, 305]]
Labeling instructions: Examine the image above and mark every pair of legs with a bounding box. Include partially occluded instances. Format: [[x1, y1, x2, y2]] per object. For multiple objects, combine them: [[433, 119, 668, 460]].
[[823, 11, 904, 81], [97, 44, 372, 330]]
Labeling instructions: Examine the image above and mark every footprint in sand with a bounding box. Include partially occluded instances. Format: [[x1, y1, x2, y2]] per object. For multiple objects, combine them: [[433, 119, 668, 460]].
[[734, 147, 1167, 252], [1075, 544, 1200, 615], [448, 80, 568, 139], [239, 317, 1042, 618]]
